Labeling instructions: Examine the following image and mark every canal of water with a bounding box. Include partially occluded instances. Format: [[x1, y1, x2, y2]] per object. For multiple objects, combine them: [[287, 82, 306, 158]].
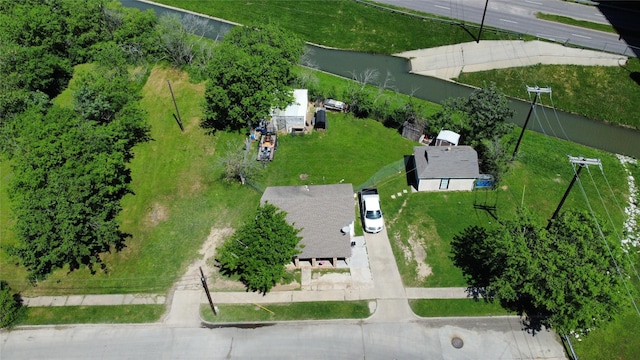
[[125, 0, 640, 158]]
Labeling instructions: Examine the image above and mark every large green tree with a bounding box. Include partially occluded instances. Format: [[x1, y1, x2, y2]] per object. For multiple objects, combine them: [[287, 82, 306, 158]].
[[428, 82, 515, 146], [9, 83, 149, 281], [451, 209, 627, 336], [202, 23, 303, 131], [216, 203, 302, 294], [428, 83, 515, 182]]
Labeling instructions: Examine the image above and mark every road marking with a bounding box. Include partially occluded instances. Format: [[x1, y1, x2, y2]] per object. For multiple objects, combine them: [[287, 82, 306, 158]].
[[571, 33, 592, 39], [525, 0, 542, 5], [434, 5, 450, 10], [500, 19, 518, 24]]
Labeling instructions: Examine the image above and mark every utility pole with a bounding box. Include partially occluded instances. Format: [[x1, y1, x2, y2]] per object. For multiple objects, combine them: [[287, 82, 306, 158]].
[[167, 80, 184, 132], [511, 86, 552, 161], [199, 266, 218, 316], [477, 0, 490, 43], [546, 156, 601, 230]]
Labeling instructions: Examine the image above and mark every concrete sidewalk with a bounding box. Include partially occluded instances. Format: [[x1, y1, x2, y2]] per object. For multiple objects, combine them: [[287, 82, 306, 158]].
[[21, 287, 471, 307], [23, 294, 166, 307], [394, 40, 627, 80]]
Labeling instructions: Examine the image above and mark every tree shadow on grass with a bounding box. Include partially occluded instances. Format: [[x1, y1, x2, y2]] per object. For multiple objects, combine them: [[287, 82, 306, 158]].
[[630, 72, 640, 87]]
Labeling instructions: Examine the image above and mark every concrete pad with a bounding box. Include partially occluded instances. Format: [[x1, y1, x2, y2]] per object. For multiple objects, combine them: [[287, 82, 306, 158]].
[[164, 289, 201, 326], [50, 296, 68, 306], [394, 40, 627, 80], [301, 267, 312, 290], [81, 294, 124, 306], [65, 295, 85, 306], [405, 287, 469, 299], [344, 289, 363, 301], [24, 296, 54, 307], [368, 299, 417, 323], [211, 290, 293, 304]]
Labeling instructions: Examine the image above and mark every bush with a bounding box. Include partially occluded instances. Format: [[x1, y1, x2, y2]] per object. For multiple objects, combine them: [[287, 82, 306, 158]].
[[0, 281, 26, 328]]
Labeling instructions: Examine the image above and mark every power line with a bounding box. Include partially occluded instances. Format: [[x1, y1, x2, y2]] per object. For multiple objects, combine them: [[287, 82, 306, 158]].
[[585, 165, 640, 284], [574, 161, 640, 318]]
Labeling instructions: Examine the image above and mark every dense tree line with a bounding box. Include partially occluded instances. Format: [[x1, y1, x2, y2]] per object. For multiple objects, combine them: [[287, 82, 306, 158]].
[[1, 1, 156, 281]]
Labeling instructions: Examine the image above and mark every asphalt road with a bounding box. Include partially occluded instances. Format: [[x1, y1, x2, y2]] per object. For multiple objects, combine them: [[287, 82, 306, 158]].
[[0, 317, 566, 360], [376, 0, 634, 55]]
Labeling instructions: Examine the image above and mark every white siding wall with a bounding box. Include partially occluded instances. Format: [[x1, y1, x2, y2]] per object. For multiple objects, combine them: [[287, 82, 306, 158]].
[[417, 178, 475, 192]]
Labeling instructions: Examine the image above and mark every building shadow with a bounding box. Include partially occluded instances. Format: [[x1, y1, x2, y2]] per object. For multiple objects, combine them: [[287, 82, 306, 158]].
[[404, 155, 418, 190], [596, 1, 640, 58]]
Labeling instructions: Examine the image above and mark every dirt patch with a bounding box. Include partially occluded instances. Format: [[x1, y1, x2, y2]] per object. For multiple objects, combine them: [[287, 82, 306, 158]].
[[394, 227, 432, 282], [173, 227, 246, 291], [407, 226, 432, 281], [148, 203, 169, 226]]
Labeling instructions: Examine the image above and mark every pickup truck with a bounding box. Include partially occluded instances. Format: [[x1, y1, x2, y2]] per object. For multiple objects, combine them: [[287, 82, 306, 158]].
[[359, 188, 384, 233]]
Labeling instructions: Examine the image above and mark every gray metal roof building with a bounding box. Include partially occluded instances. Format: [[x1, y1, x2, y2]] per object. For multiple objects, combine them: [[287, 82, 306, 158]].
[[260, 184, 355, 261], [414, 146, 479, 179]]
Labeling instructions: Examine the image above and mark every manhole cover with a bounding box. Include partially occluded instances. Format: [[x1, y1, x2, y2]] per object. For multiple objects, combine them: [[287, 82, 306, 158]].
[[451, 337, 464, 349]]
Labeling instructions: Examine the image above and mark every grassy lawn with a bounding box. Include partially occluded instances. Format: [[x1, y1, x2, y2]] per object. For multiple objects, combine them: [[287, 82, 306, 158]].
[[16, 305, 165, 325], [260, 113, 417, 189], [410, 299, 513, 317], [200, 301, 371, 322], [154, 0, 506, 54], [381, 128, 629, 288], [535, 12, 617, 34]]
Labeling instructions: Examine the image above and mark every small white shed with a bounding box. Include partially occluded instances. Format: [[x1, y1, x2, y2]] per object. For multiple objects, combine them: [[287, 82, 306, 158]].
[[273, 89, 308, 133], [434, 130, 460, 146]]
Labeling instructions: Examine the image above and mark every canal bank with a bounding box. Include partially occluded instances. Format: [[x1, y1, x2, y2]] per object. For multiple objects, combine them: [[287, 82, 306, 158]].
[[125, 0, 640, 158]]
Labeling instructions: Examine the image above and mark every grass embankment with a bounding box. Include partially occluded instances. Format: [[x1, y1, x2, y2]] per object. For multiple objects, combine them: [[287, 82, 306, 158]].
[[154, 0, 505, 54], [536, 12, 617, 34], [200, 301, 371, 322], [157, 0, 640, 129], [16, 305, 164, 326], [456, 58, 640, 129]]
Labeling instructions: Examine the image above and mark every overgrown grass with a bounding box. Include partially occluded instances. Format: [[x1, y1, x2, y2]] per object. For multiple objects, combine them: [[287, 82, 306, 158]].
[[17, 305, 164, 325], [536, 12, 617, 34], [456, 58, 640, 129], [1, 66, 261, 296], [200, 301, 371, 322], [154, 0, 506, 54], [410, 299, 513, 317]]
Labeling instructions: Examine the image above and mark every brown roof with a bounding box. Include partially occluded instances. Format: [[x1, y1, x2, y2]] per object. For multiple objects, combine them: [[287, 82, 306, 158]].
[[260, 184, 355, 259]]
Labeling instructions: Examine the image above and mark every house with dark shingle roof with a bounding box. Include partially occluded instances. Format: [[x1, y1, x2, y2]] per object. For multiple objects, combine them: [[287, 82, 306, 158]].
[[413, 145, 479, 191], [260, 184, 355, 267]]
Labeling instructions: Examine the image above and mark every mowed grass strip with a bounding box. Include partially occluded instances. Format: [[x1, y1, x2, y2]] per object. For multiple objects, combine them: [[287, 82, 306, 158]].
[[17, 305, 165, 325], [200, 301, 371, 322], [410, 299, 513, 317], [535, 12, 617, 34]]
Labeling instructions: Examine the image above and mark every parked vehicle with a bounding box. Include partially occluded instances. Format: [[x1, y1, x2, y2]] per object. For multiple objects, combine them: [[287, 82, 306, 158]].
[[324, 98, 347, 112], [359, 188, 384, 233]]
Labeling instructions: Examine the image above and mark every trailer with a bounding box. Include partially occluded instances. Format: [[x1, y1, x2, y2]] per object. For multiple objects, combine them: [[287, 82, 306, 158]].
[[256, 132, 277, 161]]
